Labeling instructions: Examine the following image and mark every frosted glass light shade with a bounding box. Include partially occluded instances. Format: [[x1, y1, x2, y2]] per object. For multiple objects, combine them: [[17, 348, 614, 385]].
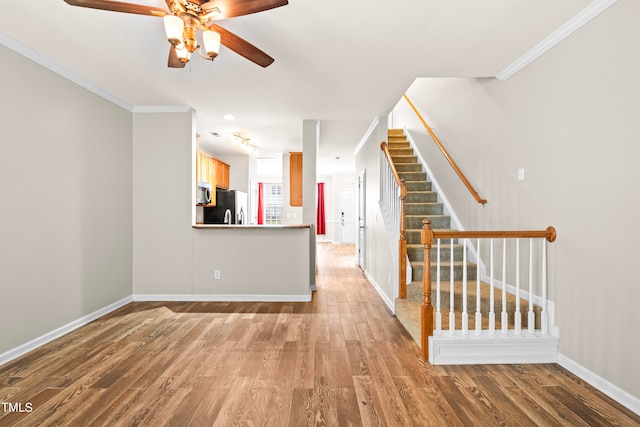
[[203, 30, 221, 59], [176, 45, 190, 63], [164, 15, 184, 46]]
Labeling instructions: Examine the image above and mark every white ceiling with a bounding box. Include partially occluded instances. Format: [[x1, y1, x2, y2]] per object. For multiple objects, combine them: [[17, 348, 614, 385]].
[[1, 0, 590, 174]]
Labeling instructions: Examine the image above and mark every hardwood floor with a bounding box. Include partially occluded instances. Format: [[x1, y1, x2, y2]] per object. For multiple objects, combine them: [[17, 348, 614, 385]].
[[1, 242, 638, 426]]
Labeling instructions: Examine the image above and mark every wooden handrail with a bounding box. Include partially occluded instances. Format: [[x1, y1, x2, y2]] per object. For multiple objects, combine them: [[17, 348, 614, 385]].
[[403, 94, 487, 205], [380, 142, 402, 187], [419, 219, 557, 360], [426, 226, 557, 244], [381, 141, 408, 299]]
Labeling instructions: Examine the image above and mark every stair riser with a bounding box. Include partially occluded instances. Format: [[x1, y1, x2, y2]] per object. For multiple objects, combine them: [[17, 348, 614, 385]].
[[390, 154, 416, 163], [405, 202, 441, 215], [405, 181, 432, 192], [411, 264, 477, 282], [406, 216, 450, 230], [395, 163, 423, 173], [399, 172, 428, 182], [405, 192, 437, 203], [407, 245, 464, 262], [389, 148, 414, 156]]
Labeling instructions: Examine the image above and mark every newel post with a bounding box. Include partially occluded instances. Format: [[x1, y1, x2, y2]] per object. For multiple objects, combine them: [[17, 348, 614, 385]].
[[421, 219, 434, 360], [399, 180, 407, 299]]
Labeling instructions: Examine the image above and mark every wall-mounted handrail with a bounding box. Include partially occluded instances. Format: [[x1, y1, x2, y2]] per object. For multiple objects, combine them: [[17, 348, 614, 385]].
[[403, 94, 487, 205], [381, 142, 408, 299], [419, 220, 557, 360]]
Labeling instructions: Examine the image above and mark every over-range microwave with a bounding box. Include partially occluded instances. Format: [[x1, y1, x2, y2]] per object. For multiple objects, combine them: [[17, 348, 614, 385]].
[[197, 181, 212, 205]]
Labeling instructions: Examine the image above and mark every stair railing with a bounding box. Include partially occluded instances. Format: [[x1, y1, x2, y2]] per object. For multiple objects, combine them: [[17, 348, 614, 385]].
[[420, 220, 557, 360], [380, 142, 407, 298], [403, 94, 487, 205]]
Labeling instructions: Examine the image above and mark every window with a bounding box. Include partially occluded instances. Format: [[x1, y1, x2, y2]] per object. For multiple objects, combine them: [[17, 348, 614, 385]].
[[263, 183, 283, 224]]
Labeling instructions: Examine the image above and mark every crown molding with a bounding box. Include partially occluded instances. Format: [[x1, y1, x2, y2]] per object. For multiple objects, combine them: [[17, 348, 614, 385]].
[[132, 106, 193, 113], [1, 32, 192, 115], [0, 31, 135, 111], [497, 0, 618, 81], [353, 116, 380, 156]]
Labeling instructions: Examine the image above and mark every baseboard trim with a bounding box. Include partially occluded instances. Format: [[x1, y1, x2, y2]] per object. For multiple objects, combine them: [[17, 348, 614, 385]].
[[132, 293, 312, 303], [363, 271, 394, 313], [0, 295, 132, 367], [430, 331, 559, 365], [558, 353, 640, 416]]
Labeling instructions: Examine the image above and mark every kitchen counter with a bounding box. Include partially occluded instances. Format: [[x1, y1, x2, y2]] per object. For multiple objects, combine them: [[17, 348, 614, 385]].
[[193, 224, 311, 229]]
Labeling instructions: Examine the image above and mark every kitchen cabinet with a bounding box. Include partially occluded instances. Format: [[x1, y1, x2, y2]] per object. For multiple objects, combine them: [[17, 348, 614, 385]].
[[289, 151, 302, 207], [215, 160, 230, 190], [195, 151, 230, 205]]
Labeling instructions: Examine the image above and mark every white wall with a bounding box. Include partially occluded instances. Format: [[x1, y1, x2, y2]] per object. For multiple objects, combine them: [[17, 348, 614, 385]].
[[131, 112, 312, 300], [0, 45, 133, 355], [355, 118, 395, 308], [393, 1, 640, 401]]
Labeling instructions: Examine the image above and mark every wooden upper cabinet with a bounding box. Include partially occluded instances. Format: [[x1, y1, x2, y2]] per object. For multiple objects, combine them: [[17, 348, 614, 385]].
[[215, 160, 230, 190], [196, 150, 231, 206], [289, 152, 303, 207]]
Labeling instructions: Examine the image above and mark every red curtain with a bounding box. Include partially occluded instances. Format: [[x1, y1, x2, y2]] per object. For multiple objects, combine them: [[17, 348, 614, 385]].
[[257, 182, 264, 225], [317, 182, 326, 235]]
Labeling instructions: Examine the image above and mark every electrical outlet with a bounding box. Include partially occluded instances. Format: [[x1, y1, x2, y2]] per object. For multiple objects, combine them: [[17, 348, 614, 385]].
[[518, 168, 525, 181], [214, 270, 221, 279]]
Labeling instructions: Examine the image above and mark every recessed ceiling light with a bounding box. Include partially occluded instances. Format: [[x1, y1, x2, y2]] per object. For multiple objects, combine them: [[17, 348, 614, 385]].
[[224, 114, 235, 121], [210, 132, 221, 137]]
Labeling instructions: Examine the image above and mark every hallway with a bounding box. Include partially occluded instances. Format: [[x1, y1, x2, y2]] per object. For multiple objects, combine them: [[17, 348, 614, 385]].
[[0, 243, 638, 425]]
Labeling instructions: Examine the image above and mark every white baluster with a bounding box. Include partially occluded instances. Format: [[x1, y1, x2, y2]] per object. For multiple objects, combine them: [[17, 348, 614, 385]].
[[501, 239, 508, 334], [462, 238, 468, 334], [515, 239, 522, 335], [541, 240, 549, 335], [528, 239, 535, 334], [489, 239, 495, 334], [449, 238, 455, 334], [475, 239, 482, 335], [435, 239, 442, 333]]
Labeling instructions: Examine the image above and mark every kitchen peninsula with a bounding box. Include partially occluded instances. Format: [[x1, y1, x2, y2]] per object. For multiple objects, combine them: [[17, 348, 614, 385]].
[[190, 223, 313, 302]]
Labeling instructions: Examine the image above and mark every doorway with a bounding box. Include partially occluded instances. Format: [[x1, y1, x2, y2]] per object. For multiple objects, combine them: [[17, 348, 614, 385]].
[[358, 170, 366, 268], [339, 189, 357, 244]]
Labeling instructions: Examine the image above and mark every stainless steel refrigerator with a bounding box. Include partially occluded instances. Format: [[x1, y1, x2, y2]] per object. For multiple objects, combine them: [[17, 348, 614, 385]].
[[203, 190, 248, 224]]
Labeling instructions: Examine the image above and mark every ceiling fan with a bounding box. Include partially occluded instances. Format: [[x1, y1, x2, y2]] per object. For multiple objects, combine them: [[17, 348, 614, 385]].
[[63, 0, 288, 68]]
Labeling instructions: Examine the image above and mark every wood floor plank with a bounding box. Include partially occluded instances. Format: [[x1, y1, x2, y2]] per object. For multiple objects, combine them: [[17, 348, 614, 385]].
[[1, 243, 638, 426]]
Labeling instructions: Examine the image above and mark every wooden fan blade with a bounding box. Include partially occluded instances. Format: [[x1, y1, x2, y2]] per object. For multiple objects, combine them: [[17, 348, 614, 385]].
[[63, 0, 167, 17], [208, 23, 274, 67], [168, 46, 186, 68], [201, 0, 287, 19]]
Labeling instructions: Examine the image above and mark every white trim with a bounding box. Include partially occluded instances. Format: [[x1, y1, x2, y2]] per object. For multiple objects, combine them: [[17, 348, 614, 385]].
[[363, 270, 394, 313], [132, 292, 312, 302], [482, 276, 559, 336], [0, 296, 132, 367], [353, 117, 380, 156], [558, 353, 640, 416], [430, 330, 559, 365], [0, 31, 134, 112], [132, 106, 193, 113], [496, 0, 618, 81], [0, 32, 195, 115]]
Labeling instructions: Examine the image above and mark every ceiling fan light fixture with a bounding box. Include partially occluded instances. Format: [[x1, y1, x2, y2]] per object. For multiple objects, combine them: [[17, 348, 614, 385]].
[[175, 45, 190, 63], [163, 15, 185, 46], [202, 30, 221, 59]]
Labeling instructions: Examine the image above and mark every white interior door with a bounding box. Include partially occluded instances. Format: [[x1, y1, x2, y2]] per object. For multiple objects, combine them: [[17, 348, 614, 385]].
[[340, 189, 357, 244]]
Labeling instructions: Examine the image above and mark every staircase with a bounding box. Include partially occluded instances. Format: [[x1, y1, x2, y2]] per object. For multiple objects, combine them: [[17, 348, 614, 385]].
[[386, 129, 540, 346]]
